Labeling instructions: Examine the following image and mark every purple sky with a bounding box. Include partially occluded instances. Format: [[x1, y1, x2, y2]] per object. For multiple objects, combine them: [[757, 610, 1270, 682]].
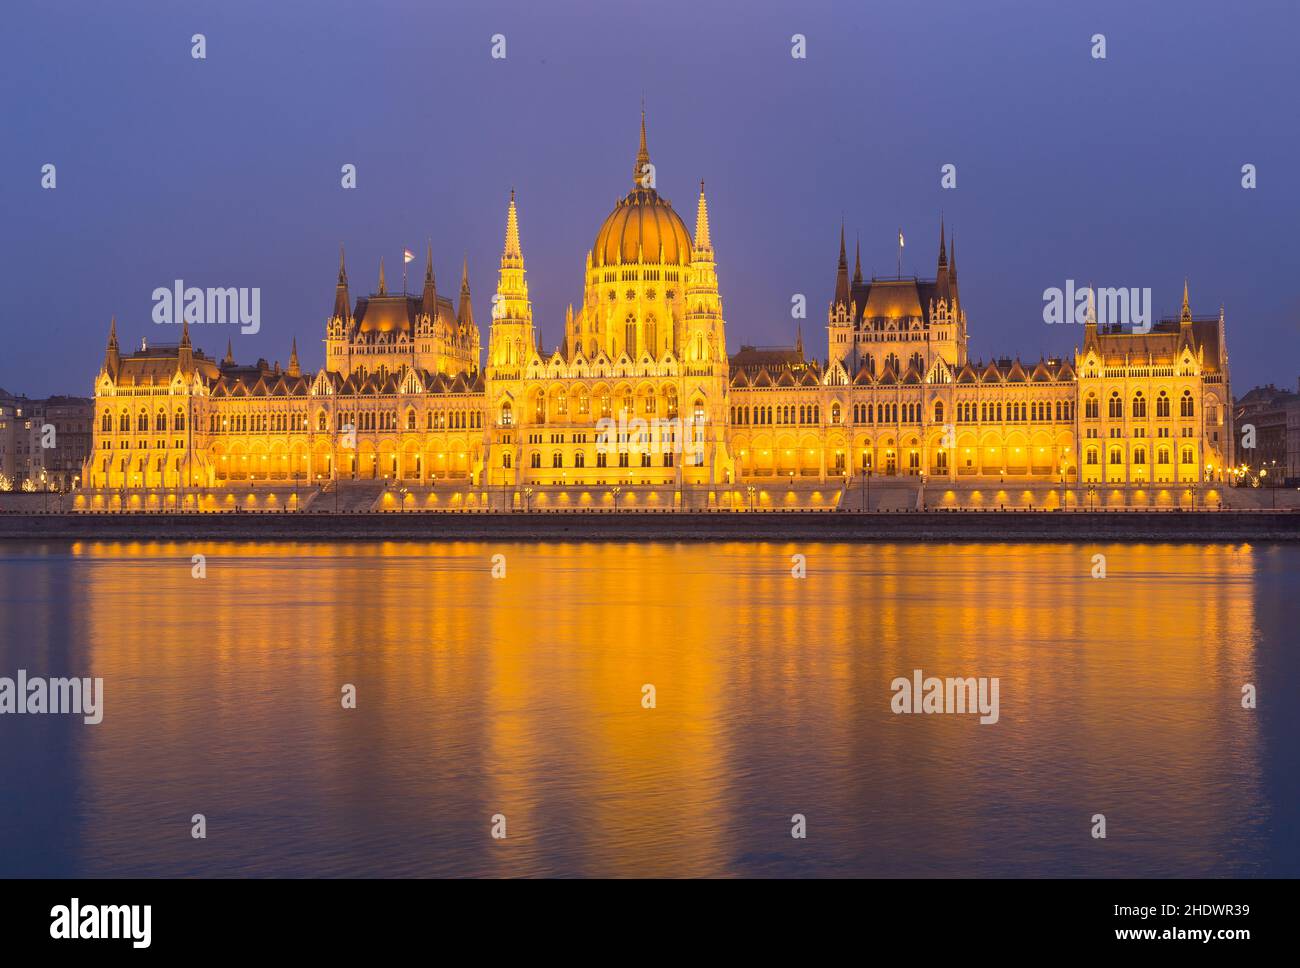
[[2, 0, 1298, 397]]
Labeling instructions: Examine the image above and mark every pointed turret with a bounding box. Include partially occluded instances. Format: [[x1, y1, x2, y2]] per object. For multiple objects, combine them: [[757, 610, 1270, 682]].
[[457, 255, 474, 329], [177, 318, 193, 372], [1181, 278, 1192, 323], [377, 257, 387, 296], [693, 180, 713, 257], [103, 316, 121, 378], [223, 339, 234, 366], [502, 188, 523, 268], [334, 243, 351, 320], [287, 337, 301, 377], [937, 218, 948, 271], [853, 234, 863, 286], [834, 221, 850, 307], [421, 239, 438, 316]]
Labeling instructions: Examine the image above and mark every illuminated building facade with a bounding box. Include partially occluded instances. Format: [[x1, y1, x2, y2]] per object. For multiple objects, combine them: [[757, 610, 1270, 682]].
[[82, 113, 1233, 507]]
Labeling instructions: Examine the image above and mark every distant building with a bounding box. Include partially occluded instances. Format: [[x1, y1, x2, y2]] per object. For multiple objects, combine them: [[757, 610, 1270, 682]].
[[0, 389, 92, 490], [1235, 382, 1300, 485]]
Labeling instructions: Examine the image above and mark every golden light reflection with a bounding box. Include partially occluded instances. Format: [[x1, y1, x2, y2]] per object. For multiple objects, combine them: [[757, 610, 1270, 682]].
[[25, 540, 1269, 876]]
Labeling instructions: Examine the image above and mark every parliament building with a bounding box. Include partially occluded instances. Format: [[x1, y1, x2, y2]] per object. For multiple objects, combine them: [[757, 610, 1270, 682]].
[[81, 114, 1234, 511]]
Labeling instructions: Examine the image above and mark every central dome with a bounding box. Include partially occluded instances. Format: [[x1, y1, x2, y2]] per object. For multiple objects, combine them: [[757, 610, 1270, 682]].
[[592, 112, 693, 268]]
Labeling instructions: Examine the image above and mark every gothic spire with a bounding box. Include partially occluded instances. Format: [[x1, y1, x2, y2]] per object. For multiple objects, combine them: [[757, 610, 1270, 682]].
[[457, 255, 474, 329], [1181, 278, 1192, 323], [334, 243, 351, 320], [634, 104, 651, 188], [502, 188, 523, 266], [422, 238, 438, 315], [834, 220, 850, 307], [853, 234, 863, 286], [104, 316, 120, 376], [377, 257, 387, 295], [694, 180, 712, 254], [287, 337, 301, 377]]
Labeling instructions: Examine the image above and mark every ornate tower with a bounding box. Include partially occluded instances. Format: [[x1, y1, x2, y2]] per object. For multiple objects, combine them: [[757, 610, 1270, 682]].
[[487, 190, 535, 373], [683, 181, 727, 369], [827, 224, 855, 368]]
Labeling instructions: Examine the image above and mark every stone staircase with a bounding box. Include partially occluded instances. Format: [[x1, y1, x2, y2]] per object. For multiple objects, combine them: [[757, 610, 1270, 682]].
[[840, 480, 924, 511], [317, 480, 389, 512]]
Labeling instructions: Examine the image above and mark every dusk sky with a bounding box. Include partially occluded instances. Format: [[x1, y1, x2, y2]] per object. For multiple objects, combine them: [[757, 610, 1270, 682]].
[[3, 0, 1298, 397]]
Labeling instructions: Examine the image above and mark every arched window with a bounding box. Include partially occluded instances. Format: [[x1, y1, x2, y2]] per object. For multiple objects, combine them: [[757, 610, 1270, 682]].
[[101, 411, 112, 432], [502, 452, 512, 468], [1156, 391, 1170, 418], [137, 411, 148, 432], [1085, 394, 1099, 419], [406, 409, 417, 430], [625, 314, 637, 358], [500, 402, 513, 426], [934, 400, 944, 424], [1132, 392, 1146, 418], [1180, 390, 1194, 418], [530, 451, 541, 468], [575, 451, 586, 468], [645, 315, 657, 356], [552, 451, 563, 468], [175, 409, 185, 431], [1108, 392, 1122, 419], [831, 403, 841, 423]]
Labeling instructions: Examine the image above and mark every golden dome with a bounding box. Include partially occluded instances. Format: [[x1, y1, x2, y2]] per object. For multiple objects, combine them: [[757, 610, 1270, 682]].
[[594, 189, 693, 267], [591, 111, 693, 268]]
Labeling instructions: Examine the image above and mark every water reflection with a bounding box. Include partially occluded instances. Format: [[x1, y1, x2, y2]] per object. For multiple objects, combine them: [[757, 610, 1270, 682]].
[[0, 541, 1292, 876]]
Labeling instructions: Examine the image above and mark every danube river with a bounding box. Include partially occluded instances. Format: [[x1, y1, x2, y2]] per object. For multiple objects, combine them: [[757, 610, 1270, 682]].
[[1, 541, 1295, 877]]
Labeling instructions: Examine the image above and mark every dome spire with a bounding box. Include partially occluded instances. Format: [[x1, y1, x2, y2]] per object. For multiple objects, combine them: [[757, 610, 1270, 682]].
[[634, 103, 651, 188]]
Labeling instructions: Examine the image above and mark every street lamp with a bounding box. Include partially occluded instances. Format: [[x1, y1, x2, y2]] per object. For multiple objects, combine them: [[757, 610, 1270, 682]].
[[746, 484, 756, 511], [611, 484, 621, 511], [524, 485, 534, 512]]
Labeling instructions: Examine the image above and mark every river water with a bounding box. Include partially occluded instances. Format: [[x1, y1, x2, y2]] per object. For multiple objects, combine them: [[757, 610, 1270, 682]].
[[1, 540, 1295, 877]]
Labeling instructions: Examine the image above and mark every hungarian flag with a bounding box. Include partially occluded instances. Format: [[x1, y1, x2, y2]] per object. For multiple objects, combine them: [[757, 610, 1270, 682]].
[[403, 248, 415, 263]]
